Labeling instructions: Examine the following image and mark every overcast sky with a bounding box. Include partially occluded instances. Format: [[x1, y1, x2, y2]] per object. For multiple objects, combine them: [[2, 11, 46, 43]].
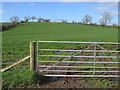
[[1, 2, 119, 25]]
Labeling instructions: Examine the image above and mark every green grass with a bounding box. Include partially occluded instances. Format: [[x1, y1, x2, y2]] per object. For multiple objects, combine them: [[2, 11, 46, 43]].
[[2, 22, 118, 44], [2, 22, 119, 88], [2, 70, 44, 88]]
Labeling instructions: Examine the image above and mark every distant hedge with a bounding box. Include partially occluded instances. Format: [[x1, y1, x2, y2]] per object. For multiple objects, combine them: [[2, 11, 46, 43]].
[[79, 23, 119, 28], [0, 23, 20, 32]]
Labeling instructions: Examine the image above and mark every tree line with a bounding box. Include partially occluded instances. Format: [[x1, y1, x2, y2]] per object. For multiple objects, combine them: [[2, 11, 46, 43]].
[[10, 15, 50, 23], [9, 11, 117, 27]]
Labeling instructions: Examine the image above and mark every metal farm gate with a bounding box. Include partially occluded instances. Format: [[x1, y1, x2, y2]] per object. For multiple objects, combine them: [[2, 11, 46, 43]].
[[31, 41, 120, 77]]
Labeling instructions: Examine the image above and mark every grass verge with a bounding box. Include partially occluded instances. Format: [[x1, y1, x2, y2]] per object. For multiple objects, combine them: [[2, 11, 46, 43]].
[[2, 70, 44, 88]]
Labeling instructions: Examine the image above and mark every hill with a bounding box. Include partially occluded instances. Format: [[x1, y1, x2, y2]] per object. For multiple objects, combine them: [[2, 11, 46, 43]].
[[2, 22, 118, 45], [2, 22, 119, 88]]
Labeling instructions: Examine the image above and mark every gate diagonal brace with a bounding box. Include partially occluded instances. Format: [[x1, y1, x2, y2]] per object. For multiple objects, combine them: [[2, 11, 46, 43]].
[[40, 45, 95, 72]]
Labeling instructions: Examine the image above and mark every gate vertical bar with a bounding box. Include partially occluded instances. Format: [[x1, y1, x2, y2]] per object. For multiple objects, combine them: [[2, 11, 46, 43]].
[[93, 43, 97, 76], [36, 41, 39, 71], [30, 41, 36, 71]]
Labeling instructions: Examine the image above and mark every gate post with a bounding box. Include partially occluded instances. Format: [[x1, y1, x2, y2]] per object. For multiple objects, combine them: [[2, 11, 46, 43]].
[[30, 41, 36, 71]]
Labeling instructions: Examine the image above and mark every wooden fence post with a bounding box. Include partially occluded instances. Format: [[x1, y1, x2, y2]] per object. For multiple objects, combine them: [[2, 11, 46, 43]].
[[30, 41, 36, 71]]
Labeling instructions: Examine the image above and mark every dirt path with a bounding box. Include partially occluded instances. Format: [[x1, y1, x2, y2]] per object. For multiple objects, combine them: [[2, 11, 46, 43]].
[[38, 78, 86, 88], [26, 77, 119, 88]]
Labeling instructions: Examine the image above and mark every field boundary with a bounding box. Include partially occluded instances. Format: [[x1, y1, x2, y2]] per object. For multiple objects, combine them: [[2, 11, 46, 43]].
[[1, 41, 120, 78], [36, 41, 120, 77], [1, 56, 30, 72]]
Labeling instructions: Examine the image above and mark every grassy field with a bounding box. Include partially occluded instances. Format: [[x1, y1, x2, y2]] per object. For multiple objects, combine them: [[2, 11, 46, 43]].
[[2, 22, 119, 88], [2, 22, 118, 44], [1, 22, 12, 25]]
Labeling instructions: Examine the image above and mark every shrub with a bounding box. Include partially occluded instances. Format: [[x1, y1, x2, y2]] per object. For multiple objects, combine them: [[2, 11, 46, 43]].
[[1, 23, 19, 32], [20, 21, 25, 23]]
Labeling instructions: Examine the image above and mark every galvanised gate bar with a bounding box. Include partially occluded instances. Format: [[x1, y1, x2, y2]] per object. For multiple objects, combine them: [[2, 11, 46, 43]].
[[31, 41, 120, 77]]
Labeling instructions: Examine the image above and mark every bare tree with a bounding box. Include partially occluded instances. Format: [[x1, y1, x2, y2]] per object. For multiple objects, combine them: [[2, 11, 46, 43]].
[[10, 16, 19, 23], [31, 16, 36, 22], [24, 16, 31, 22], [82, 15, 92, 24], [99, 17, 105, 26], [99, 12, 113, 26], [38, 18, 43, 22], [94, 22, 97, 25], [62, 19, 67, 23]]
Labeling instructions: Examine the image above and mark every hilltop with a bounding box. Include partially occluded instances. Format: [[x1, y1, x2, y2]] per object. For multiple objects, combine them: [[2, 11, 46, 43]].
[[2, 22, 118, 44]]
